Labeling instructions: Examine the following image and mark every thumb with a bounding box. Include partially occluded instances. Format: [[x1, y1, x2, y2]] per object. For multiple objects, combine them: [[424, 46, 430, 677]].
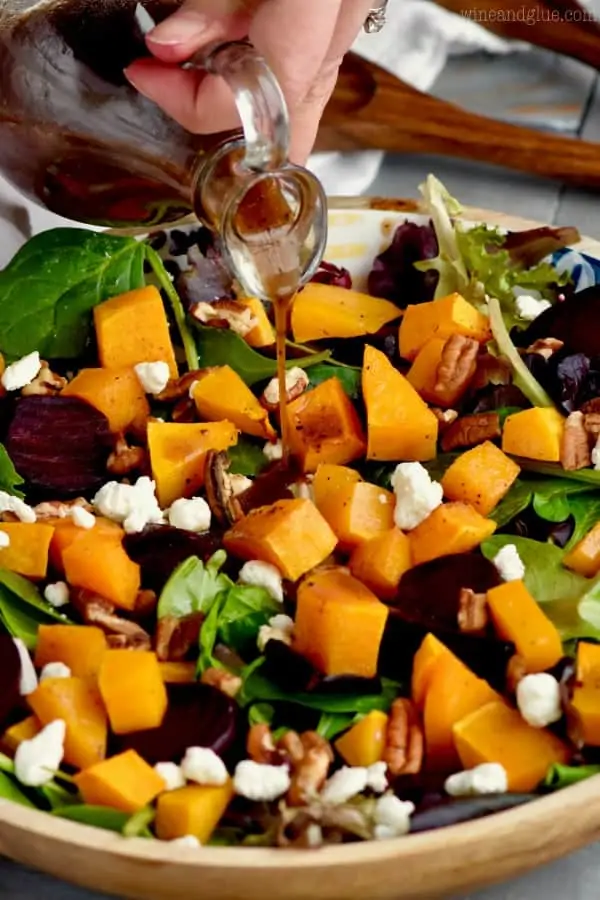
[[145, 0, 251, 62]]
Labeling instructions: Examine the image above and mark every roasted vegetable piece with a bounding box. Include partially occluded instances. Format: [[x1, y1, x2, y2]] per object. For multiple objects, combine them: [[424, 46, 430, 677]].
[[1, 716, 40, 754], [407, 337, 475, 408], [412, 634, 453, 709], [28, 677, 107, 769], [7, 396, 113, 499], [192, 366, 276, 441], [291, 283, 401, 342], [98, 650, 167, 735], [502, 407, 565, 462], [362, 345, 438, 461], [335, 710, 389, 767], [409, 503, 496, 566], [62, 367, 150, 435], [294, 567, 389, 678], [0, 634, 25, 732], [441, 442, 520, 516], [313, 465, 395, 549], [155, 782, 234, 842], [563, 522, 600, 577], [238, 297, 275, 347], [399, 293, 491, 361], [453, 700, 570, 791], [486, 580, 563, 673], [570, 641, 600, 746], [423, 649, 501, 772], [75, 749, 165, 813], [93, 285, 178, 377], [0, 523, 54, 578], [285, 377, 366, 472], [159, 662, 197, 684], [349, 528, 412, 600], [62, 530, 141, 611], [34, 625, 107, 679], [49, 517, 122, 573], [123, 526, 224, 593], [224, 498, 337, 581], [147, 420, 238, 507]]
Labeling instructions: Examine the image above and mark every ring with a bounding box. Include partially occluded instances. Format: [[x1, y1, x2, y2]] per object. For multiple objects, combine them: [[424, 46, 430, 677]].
[[363, 0, 388, 33]]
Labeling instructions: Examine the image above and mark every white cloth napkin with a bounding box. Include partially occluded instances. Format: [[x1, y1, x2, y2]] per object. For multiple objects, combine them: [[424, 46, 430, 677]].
[[0, 0, 525, 265]]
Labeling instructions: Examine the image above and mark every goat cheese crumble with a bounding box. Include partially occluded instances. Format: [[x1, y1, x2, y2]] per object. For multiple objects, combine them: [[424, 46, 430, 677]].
[[181, 747, 229, 787], [444, 763, 508, 797], [93, 476, 163, 534], [14, 720, 66, 787], [239, 560, 284, 603], [515, 295, 552, 322], [391, 462, 443, 531], [134, 361, 170, 396], [167, 497, 211, 533], [493, 543, 525, 582], [44, 581, 70, 608], [516, 673, 562, 728], [154, 762, 186, 792], [1, 351, 41, 391], [233, 760, 291, 801]]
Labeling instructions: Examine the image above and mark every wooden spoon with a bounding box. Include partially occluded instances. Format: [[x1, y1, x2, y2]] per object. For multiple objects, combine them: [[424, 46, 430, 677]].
[[317, 53, 600, 190]]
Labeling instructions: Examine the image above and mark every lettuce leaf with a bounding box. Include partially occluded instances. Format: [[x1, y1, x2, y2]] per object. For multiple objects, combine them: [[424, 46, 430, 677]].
[[157, 551, 231, 620]]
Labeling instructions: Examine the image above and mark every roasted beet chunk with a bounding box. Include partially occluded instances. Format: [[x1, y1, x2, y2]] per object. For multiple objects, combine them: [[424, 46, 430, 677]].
[[0, 634, 23, 730], [7, 396, 112, 498], [116, 682, 241, 764], [310, 260, 352, 289], [123, 526, 225, 592]]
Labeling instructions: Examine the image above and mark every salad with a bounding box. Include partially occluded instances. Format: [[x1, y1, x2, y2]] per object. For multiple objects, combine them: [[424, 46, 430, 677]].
[[0, 175, 598, 851]]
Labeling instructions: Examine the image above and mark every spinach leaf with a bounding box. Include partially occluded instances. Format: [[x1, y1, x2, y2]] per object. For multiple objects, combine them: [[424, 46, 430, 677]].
[[192, 323, 331, 386], [228, 439, 268, 477], [217, 585, 280, 658], [481, 536, 600, 640], [0, 570, 73, 649], [248, 703, 275, 727], [512, 459, 600, 486], [53, 804, 131, 833], [157, 551, 231, 620], [0, 445, 24, 499], [543, 763, 600, 790], [0, 570, 71, 623], [422, 453, 462, 482], [144, 245, 199, 371], [38, 781, 79, 811], [123, 806, 155, 839], [489, 480, 534, 528], [0, 229, 146, 360], [198, 591, 227, 673], [489, 477, 589, 528], [0, 770, 36, 808], [307, 363, 362, 398], [565, 495, 600, 550], [316, 711, 359, 741]]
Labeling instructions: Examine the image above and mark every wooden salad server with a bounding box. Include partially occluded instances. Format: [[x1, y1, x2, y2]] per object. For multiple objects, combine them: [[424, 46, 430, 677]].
[[317, 51, 600, 190]]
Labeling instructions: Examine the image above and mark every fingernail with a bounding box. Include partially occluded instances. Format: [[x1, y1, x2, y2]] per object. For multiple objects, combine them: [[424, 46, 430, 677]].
[[146, 10, 210, 46], [123, 66, 149, 97]]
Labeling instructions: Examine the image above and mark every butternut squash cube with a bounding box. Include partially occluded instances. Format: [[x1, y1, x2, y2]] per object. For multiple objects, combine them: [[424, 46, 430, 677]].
[[1, 716, 40, 755], [502, 407, 565, 462], [285, 377, 366, 472], [409, 502, 496, 566], [349, 528, 412, 600], [155, 781, 234, 843], [147, 420, 238, 507], [313, 464, 362, 511], [0, 523, 54, 579], [49, 517, 122, 574], [576, 640, 600, 685], [453, 700, 570, 791], [291, 283, 401, 343], [98, 650, 167, 735], [407, 336, 475, 408], [94, 285, 178, 377], [35, 625, 107, 679], [486, 580, 562, 673], [563, 522, 600, 577], [28, 677, 107, 770], [399, 293, 492, 361], [441, 442, 520, 516], [294, 567, 388, 678], [224, 498, 337, 582], [313, 469, 395, 550], [159, 662, 197, 684], [423, 650, 501, 772], [335, 710, 389, 767], [412, 633, 454, 709], [62, 530, 141, 611], [63, 367, 150, 434], [569, 641, 600, 746], [75, 749, 165, 813], [192, 365, 275, 441], [239, 297, 275, 348], [363, 345, 438, 462]]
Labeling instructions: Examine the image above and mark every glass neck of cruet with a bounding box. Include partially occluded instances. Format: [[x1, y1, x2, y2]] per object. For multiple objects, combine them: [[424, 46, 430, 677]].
[[187, 40, 327, 301]]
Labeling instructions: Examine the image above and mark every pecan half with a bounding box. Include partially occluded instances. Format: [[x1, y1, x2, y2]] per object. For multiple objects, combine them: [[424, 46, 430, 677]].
[[156, 370, 209, 403], [191, 299, 258, 336], [134, 589, 158, 617], [21, 361, 67, 396], [204, 450, 244, 526], [33, 497, 93, 520], [260, 367, 309, 413], [441, 411, 501, 452], [434, 334, 479, 401], [383, 698, 424, 776], [71, 589, 151, 650], [506, 653, 528, 696], [560, 411, 591, 471], [285, 731, 334, 807], [431, 408, 458, 433], [246, 723, 280, 764], [457, 587, 488, 634], [200, 667, 242, 698], [155, 613, 204, 662], [581, 397, 600, 416], [525, 337, 564, 360], [107, 435, 147, 476], [584, 413, 600, 442]]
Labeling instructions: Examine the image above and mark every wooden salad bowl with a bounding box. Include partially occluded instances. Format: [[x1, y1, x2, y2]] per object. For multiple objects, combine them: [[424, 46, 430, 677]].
[[8, 199, 600, 900]]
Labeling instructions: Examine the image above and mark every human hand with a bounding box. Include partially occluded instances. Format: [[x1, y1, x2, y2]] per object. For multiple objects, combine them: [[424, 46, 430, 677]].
[[125, 0, 375, 163]]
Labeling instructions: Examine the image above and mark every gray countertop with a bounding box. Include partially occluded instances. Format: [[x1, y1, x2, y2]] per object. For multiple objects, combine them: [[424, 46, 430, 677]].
[[3, 37, 600, 900]]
